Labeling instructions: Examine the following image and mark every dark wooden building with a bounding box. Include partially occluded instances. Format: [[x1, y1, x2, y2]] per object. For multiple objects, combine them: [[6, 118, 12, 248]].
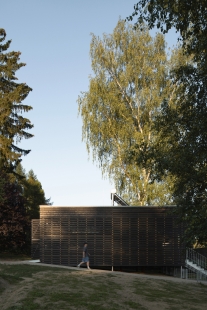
[[31, 206, 185, 267]]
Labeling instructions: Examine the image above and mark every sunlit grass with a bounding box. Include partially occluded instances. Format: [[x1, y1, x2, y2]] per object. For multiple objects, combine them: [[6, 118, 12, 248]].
[[0, 264, 207, 310]]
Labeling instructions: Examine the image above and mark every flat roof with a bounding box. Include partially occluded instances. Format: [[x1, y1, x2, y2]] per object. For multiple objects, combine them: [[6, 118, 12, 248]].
[[39, 205, 176, 208]]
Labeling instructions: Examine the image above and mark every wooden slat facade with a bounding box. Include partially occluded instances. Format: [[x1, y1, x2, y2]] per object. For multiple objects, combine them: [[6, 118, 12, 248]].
[[36, 206, 185, 267], [31, 219, 40, 260]]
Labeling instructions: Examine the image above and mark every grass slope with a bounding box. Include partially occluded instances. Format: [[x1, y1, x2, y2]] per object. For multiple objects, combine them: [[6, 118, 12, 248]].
[[0, 264, 207, 310]]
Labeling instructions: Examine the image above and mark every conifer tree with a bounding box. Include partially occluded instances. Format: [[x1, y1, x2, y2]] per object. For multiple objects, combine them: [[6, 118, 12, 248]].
[[15, 164, 52, 219], [0, 28, 33, 172], [0, 170, 29, 252], [24, 169, 52, 219]]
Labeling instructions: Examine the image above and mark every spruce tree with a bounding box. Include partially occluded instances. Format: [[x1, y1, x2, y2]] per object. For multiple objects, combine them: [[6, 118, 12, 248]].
[[0, 28, 33, 172], [15, 164, 52, 219], [23, 169, 52, 219], [0, 170, 29, 252]]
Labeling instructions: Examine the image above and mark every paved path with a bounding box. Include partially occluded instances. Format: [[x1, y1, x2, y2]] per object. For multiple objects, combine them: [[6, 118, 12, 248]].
[[0, 260, 206, 285]]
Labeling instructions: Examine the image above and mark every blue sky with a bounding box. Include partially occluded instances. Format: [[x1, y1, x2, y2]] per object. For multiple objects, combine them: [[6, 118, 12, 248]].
[[1, 1, 178, 206]]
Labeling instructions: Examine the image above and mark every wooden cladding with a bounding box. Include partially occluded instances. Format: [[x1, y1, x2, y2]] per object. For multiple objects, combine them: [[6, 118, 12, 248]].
[[31, 219, 40, 260], [36, 206, 185, 267]]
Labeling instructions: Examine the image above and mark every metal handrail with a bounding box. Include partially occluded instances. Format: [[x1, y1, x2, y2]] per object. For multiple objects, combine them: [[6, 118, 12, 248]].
[[186, 248, 207, 270]]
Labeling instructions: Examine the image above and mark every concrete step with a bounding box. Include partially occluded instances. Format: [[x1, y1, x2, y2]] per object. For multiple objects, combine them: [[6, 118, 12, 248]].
[[186, 259, 207, 276]]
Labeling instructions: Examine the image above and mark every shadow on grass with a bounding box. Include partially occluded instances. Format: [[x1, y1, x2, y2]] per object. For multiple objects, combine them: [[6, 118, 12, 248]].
[[4, 269, 122, 310], [0, 264, 207, 310], [133, 278, 207, 310], [0, 264, 75, 285]]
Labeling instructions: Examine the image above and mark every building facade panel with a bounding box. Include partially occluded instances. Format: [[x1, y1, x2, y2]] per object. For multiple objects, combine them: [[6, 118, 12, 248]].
[[36, 206, 185, 267]]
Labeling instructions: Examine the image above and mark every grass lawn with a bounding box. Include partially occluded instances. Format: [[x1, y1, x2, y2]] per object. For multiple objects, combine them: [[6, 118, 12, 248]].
[[0, 263, 207, 310]]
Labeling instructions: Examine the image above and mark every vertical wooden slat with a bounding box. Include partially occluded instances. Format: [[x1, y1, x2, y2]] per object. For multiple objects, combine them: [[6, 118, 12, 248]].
[[31, 219, 40, 259], [34, 206, 185, 267]]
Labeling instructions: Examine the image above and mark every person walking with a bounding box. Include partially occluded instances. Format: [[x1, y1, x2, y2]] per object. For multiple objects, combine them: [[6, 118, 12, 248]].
[[77, 242, 91, 270]]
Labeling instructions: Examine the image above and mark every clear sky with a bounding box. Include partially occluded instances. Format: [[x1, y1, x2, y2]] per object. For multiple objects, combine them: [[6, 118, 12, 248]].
[[1, 1, 178, 206]]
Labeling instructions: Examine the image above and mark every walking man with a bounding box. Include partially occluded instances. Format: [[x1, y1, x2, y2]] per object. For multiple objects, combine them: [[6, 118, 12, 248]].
[[77, 242, 91, 270]]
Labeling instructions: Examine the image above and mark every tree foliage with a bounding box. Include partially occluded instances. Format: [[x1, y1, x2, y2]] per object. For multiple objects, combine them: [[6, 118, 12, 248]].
[[128, 1, 207, 245], [127, 0, 207, 62], [0, 28, 33, 172], [78, 20, 175, 205], [15, 164, 52, 219], [0, 164, 52, 252], [0, 170, 29, 252]]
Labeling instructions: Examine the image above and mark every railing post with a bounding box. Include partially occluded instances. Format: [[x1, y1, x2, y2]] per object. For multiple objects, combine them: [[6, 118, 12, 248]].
[[197, 271, 199, 282], [186, 248, 207, 280]]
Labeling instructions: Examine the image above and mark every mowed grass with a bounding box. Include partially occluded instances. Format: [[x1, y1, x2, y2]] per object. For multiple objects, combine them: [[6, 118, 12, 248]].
[[0, 264, 207, 310]]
